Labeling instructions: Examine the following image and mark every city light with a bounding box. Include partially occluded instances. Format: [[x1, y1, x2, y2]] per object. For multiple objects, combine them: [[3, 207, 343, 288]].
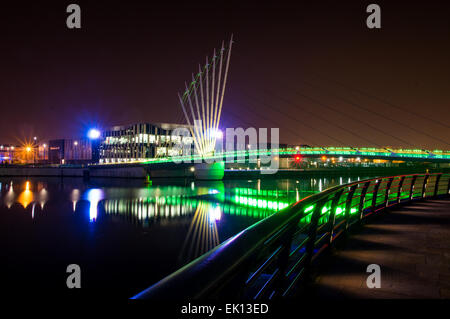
[[88, 128, 101, 139]]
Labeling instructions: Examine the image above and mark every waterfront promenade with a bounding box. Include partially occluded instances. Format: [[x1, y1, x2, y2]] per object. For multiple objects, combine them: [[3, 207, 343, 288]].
[[306, 199, 450, 298]]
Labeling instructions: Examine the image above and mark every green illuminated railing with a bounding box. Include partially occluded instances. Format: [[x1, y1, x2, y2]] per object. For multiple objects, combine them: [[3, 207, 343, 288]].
[[132, 173, 450, 300], [96, 146, 450, 165]]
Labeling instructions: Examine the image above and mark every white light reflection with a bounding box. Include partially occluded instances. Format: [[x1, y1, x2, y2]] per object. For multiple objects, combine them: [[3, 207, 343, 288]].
[[86, 189, 104, 222], [209, 204, 222, 223], [71, 189, 80, 212], [38, 188, 48, 210], [5, 182, 15, 208]]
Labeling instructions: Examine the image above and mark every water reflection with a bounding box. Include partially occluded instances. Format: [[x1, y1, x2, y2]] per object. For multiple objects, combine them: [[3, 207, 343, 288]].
[[85, 188, 104, 222], [38, 188, 48, 210], [3, 180, 49, 217], [4, 181, 15, 208], [1, 175, 374, 296], [71, 189, 80, 212], [17, 181, 33, 209], [179, 201, 221, 263], [1, 176, 369, 263]]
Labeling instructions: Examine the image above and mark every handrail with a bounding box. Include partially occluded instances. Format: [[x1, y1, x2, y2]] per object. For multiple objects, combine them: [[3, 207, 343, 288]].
[[132, 173, 450, 299]]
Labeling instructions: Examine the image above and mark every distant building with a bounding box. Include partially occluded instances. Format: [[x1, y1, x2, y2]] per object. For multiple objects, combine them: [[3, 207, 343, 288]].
[[48, 138, 94, 164], [0, 144, 17, 164], [99, 122, 193, 163]]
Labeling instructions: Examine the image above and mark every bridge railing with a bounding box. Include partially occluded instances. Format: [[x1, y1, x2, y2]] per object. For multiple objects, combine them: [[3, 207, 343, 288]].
[[132, 173, 450, 300]]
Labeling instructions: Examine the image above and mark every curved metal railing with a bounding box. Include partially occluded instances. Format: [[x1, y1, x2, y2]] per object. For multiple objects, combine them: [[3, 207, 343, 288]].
[[132, 172, 450, 299]]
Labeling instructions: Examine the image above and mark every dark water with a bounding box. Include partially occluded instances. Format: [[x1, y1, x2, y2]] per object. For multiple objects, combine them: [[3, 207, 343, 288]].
[[0, 175, 372, 298]]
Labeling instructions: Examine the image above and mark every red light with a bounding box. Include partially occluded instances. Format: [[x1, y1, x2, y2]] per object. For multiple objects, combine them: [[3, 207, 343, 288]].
[[293, 154, 302, 163]]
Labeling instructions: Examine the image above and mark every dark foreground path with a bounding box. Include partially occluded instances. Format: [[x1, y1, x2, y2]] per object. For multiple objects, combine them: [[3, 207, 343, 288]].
[[306, 199, 450, 298]]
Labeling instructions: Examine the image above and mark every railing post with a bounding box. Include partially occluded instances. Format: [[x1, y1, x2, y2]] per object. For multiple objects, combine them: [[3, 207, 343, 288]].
[[274, 217, 299, 297], [344, 185, 358, 229], [397, 176, 406, 204], [422, 174, 430, 198], [384, 177, 394, 207], [304, 199, 326, 277], [448, 175, 450, 195], [409, 175, 418, 200], [327, 190, 344, 244], [371, 179, 381, 212], [358, 181, 371, 220], [433, 174, 442, 197]]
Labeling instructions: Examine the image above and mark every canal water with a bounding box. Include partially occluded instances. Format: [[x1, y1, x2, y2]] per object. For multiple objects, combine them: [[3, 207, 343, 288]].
[[0, 175, 373, 298]]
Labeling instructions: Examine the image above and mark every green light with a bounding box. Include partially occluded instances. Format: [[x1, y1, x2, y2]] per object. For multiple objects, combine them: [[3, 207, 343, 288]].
[[304, 205, 314, 213]]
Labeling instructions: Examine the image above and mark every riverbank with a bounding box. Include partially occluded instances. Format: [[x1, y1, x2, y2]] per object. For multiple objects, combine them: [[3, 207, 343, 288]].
[[0, 164, 447, 179]]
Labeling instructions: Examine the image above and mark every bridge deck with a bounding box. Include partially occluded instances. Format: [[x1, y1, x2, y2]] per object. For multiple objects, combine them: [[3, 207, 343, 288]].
[[306, 199, 450, 298]]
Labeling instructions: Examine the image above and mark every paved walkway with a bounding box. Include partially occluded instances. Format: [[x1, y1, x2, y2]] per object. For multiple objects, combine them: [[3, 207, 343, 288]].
[[307, 199, 450, 298]]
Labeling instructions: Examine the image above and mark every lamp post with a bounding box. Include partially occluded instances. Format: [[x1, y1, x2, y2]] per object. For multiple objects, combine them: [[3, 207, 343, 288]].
[[43, 144, 47, 162], [33, 136, 37, 164], [88, 129, 101, 163], [74, 140, 78, 163], [26, 146, 31, 164]]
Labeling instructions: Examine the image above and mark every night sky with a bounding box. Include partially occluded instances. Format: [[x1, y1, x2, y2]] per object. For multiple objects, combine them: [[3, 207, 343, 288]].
[[1, 0, 449, 149]]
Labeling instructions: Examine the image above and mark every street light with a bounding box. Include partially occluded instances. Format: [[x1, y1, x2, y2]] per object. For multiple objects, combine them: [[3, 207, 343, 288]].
[[88, 128, 101, 163], [32, 137, 37, 164], [43, 144, 47, 161], [88, 129, 101, 140], [73, 141, 79, 161]]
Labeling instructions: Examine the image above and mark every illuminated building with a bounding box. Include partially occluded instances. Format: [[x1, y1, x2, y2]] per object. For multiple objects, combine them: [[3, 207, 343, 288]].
[[48, 138, 94, 164], [0, 144, 18, 164], [99, 122, 193, 163]]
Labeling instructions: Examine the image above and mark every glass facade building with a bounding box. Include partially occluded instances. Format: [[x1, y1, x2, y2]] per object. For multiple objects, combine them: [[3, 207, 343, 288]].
[[99, 122, 193, 163]]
